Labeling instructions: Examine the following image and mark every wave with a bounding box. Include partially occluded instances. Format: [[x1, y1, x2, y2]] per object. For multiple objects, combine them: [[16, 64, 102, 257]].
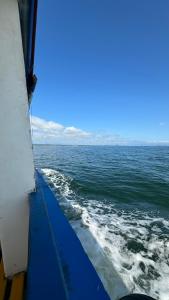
[[41, 168, 169, 300]]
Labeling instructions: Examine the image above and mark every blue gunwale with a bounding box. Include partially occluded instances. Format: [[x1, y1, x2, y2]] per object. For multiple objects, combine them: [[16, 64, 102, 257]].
[[26, 169, 111, 300]]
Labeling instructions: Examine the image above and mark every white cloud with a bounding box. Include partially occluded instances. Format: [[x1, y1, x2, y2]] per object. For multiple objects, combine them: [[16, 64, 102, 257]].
[[30, 116, 169, 146], [31, 116, 64, 132], [64, 126, 91, 138], [31, 116, 91, 144]]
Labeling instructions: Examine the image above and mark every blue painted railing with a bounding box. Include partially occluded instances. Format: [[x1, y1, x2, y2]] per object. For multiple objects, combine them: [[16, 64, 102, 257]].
[[26, 170, 111, 300]]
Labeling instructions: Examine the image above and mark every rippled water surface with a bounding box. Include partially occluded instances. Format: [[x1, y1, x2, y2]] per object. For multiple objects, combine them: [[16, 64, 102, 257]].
[[33, 145, 169, 300]]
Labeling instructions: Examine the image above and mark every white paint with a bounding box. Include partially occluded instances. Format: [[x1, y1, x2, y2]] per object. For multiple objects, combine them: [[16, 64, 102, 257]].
[[0, 0, 35, 277]]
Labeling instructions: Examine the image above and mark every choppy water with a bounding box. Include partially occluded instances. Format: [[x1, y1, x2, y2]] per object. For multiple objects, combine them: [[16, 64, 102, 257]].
[[33, 145, 169, 300]]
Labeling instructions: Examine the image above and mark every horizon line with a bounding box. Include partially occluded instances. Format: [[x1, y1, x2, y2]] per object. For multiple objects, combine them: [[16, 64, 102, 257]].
[[33, 143, 169, 147]]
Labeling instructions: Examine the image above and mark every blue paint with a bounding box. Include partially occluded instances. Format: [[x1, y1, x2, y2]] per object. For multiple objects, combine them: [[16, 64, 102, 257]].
[[26, 177, 67, 300], [26, 170, 111, 300]]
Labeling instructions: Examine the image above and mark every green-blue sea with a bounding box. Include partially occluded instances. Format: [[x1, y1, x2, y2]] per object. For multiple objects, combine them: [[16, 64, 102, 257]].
[[33, 145, 169, 300]]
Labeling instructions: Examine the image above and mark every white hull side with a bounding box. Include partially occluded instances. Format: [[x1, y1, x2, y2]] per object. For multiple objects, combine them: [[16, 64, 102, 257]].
[[0, 0, 35, 277]]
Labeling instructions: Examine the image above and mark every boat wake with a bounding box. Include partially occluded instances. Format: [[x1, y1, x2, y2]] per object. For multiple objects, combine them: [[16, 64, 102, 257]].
[[41, 168, 169, 300]]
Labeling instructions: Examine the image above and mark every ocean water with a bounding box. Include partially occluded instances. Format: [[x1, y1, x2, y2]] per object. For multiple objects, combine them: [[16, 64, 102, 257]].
[[33, 145, 169, 300]]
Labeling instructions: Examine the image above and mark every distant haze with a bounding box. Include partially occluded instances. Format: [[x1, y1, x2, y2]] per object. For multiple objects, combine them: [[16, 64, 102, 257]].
[[31, 116, 169, 146]]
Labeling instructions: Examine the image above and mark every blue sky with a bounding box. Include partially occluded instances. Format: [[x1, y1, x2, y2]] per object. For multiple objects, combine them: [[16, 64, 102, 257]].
[[32, 0, 169, 145]]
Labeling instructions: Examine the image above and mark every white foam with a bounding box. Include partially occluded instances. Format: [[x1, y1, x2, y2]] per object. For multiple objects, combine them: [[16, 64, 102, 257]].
[[42, 168, 73, 199], [41, 168, 169, 300]]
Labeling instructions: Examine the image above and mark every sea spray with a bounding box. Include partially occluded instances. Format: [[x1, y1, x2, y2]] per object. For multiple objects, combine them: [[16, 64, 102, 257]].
[[33, 145, 169, 300], [41, 167, 169, 300]]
